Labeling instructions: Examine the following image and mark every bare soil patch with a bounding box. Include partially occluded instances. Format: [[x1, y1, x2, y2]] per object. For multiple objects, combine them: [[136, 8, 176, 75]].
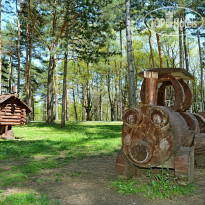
[[21, 154, 205, 205]]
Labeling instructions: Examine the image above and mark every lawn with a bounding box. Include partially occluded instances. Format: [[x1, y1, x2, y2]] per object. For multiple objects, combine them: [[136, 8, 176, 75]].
[[0, 121, 122, 204]]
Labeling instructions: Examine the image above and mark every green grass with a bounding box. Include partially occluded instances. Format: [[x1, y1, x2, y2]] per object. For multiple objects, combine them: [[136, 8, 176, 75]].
[[1, 121, 122, 159], [0, 171, 27, 187], [0, 121, 122, 204], [0, 122, 122, 178], [111, 168, 196, 199], [67, 171, 82, 178], [0, 192, 60, 205]]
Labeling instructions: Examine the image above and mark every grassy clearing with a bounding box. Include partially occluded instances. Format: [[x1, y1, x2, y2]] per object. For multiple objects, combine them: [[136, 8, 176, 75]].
[[0, 121, 122, 204], [111, 168, 196, 199]]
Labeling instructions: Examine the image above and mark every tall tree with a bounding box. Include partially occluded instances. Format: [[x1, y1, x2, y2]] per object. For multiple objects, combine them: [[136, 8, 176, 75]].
[[148, 29, 155, 68], [119, 29, 123, 120], [61, 20, 68, 128], [16, 0, 23, 93], [197, 29, 204, 111], [28, 0, 67, 123], [125, 0, 136, 108], [156, 33, 163, 68], [55, 55, 59, 121], [179, 19, 183, 68]]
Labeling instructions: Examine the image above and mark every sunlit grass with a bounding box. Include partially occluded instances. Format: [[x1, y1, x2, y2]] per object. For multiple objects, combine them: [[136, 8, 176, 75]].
[[0, 121, 122, 204], [0, 121, 122, 160]]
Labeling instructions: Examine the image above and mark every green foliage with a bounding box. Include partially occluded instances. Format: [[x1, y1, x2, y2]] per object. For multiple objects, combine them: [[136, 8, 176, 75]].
[[111, 169, 196, 199]]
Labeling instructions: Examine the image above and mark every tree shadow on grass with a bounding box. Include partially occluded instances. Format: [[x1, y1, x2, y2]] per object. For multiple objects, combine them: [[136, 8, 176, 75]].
[[0, 121, 122, 160]]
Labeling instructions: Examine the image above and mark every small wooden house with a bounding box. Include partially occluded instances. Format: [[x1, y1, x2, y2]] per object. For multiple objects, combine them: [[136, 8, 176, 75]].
[[0, 94, 32, 139]]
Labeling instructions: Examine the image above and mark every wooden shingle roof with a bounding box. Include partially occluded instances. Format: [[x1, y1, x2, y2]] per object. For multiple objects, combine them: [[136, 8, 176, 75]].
[[0, 94, 32, 112], [138, 68, 195, 81]]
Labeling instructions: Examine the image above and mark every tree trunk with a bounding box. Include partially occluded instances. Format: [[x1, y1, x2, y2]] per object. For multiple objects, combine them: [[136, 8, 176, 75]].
[[197, 29, 204, 111], [61, 53, 67, 127], [47, 2, 56, 123], [9, 49, 13, 93], [125, 0, 136, 108], [0, 0, 2, 94], [119, 29, 123, 120], [25, 19, 29, 103], [65, 75, 69, 121], [107, 68, 115, 121], [156, 33, 163, 68], [100, 94, 103, 121], [106, 105, 108, 121], [61, 21, 68, 127], [183, 20, 189, 71], [47, 0, 57, 123], [148, 29, 155, 68], [32, 95, 35, 120], [85, 63, 92, 121], [17, 0, 23, 94], [44, 99, 47, 121], [179, 19, 183, 68], [55, 55, 59, 121], [81, 84, 85, 121], [28, 25, 34, 106], [72, 87, 78, 121], [26, 23, 34, 123], [114, 79, 118, 121], [86, 84, 92, 121], [99, 76, 103, 121], [47, 54, 55, 123]]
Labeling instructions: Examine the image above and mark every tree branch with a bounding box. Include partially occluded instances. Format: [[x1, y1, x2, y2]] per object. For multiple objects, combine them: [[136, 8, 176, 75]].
[[28, 0, 51, 50]]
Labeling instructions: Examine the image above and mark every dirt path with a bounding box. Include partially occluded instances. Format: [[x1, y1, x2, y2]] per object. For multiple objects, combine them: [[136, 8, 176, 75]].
[[24, 154, 205, 205]]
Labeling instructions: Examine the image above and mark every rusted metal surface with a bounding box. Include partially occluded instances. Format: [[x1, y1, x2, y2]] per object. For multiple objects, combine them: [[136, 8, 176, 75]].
[[178, 112, 200, 147], [117, 68, 205, 185], [179, 79, 192, 111], [197, 112, 205, 120], [141, 74, 190, 112], [122, 105, 190, 167], [144, 71, 158, 105], [193, 113, 205, 133], [157, 81, 171, 106]]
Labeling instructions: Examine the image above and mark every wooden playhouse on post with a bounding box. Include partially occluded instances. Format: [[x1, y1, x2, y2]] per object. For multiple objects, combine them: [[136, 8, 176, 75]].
[[0, 94, 32, 139]]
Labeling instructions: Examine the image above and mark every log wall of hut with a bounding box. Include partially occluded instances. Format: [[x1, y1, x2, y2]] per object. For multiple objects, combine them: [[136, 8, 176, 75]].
[[0, 98, 27, 125]]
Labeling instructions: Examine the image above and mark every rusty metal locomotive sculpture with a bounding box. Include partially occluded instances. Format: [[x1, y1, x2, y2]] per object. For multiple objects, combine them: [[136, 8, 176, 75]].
[[116, 68, 205, 185]]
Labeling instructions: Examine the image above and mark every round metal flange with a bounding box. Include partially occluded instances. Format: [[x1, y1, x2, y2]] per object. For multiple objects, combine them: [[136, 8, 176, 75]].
[[123, 108, 143, 128]]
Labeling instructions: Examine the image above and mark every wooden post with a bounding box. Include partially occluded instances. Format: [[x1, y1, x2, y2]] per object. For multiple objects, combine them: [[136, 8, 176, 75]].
[[12, 86, 16, 94], [5, 125, 8, 135], [116, 147, 136, 178], [175, 146, 194, 185], [144, 71, 158, 105]]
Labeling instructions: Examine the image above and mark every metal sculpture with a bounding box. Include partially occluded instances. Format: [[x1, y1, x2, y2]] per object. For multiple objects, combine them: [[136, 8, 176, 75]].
[[116, 68, 205, 185]]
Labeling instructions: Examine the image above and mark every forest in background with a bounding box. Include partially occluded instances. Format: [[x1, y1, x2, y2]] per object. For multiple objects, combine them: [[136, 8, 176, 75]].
[[0, 0, 204, 123]]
